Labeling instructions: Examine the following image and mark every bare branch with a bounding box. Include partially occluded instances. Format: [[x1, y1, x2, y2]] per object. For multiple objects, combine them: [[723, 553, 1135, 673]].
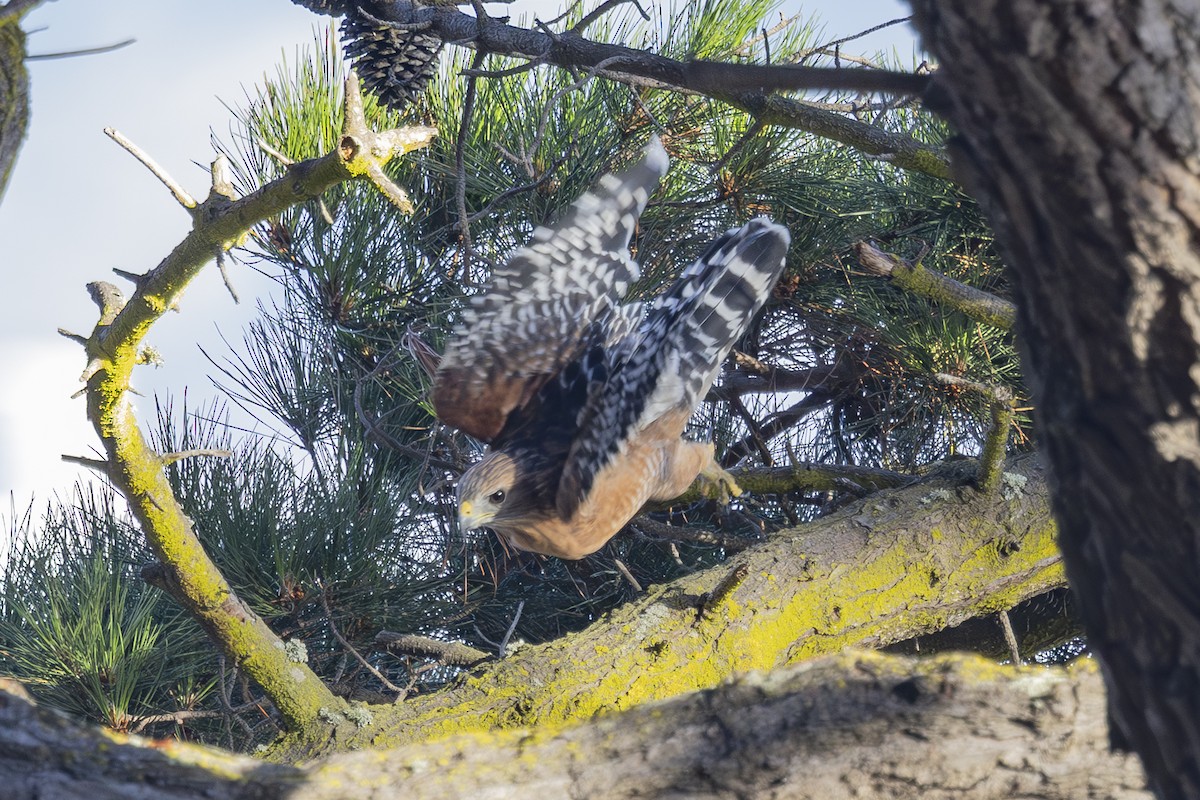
[[27, 37, 135, 60], [997, 609, 1023, 666], [936, 374, 1014, 493], [104, 128, 198, 209], [60, 454, 110, 474], [613, 559, 643, 592], [318, 580, 405, 695], [160, 448, 234, 465], [78, 72, 436, 731], [794, 16, 914, 63]]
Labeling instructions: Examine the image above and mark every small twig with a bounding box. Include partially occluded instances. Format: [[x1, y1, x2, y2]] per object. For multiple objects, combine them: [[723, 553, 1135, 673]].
[[160, 448, 234, 465], [997, 609, 1023, 665], [354, 6, 434, 34], [728, 396, 773, 465], [613, 558, 643, 592], [257, 137, 335, 223], [935, 374, 1014, 493], [710, 119, 766, 175], [467, 152, 570, 224], [27, 37, 136, 60], [56, 328, 88, 347], [352, 355, 462, 473], [130, 707, 250, 735], [60, 454, 110, 474], [854, 240, 1016, 331], [318, 579, 405, 695], [104, 128, 197, 209], [111, 267, 146, 286], [460, 59, 542, 79], [631, 515, 753, 552], [532, 55, 633, 158], [733, 13, 800, 57], [571, 0, 648, 34], [498, 600, 525, 657], [731, 350, 773, 376], [699, 563, 750, 619], [804, 16, 913, 61], [214, 249, 240, 304], [214, 656, 257, 739], [454, 50, 487, 269]]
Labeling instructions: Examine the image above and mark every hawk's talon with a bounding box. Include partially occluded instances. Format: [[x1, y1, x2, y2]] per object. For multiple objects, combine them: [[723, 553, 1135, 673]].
[[699, 459, 743, 504]]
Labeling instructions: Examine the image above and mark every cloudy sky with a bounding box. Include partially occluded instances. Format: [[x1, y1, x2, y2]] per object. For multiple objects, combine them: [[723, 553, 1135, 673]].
[[0, 0, 916, 509]]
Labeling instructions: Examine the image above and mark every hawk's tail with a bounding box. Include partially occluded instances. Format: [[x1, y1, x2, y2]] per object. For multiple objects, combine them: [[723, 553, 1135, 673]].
[[642, 217, 791, 417]]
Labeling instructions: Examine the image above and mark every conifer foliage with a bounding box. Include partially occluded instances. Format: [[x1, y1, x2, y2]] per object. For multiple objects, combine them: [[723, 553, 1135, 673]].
[[0, 3, 1023, 746]]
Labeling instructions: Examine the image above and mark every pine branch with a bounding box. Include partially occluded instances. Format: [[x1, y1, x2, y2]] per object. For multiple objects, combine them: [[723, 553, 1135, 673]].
[[350, 1, 950, 179]]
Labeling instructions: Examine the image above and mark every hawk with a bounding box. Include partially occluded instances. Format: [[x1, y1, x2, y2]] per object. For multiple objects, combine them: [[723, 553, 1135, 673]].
[[434, 138, 790, 560]]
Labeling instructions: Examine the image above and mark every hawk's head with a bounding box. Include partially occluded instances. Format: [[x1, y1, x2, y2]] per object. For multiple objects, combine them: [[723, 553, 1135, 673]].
[[457, 450, 525, 534]]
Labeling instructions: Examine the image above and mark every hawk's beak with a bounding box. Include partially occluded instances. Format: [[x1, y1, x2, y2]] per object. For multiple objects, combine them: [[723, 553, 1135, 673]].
[[458, 500, 489, 531]]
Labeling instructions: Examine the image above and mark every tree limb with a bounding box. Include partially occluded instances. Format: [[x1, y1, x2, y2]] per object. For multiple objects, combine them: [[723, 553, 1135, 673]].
[[76, 72, 436, 731], [0, 651, 1149, 799], [351, 1, 950, 179], [855, 240, 1016, 330], [263, 452, 1064, 758]]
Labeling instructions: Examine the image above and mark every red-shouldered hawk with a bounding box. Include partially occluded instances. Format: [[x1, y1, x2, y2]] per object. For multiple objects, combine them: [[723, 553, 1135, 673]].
[[434, 138, 790, 560]]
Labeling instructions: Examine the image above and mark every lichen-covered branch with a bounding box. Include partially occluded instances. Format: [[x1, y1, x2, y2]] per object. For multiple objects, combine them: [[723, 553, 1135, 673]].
[[72, 73, 435, 731], [855, 240, 1016, 330], [935, 374, 1014, 493], [0, 651, 1149, 799], [267, 452, 1063, 757], [660, 460, 914, 508]]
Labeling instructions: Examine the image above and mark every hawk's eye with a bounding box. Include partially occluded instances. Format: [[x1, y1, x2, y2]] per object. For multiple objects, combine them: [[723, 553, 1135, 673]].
[[489, 490, 506, 505]]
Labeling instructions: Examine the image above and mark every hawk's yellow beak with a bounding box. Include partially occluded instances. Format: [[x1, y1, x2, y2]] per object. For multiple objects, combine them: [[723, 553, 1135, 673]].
[[459, 500, 486, 531]]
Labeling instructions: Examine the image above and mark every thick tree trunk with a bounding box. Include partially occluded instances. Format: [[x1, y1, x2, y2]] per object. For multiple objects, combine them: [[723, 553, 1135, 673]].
[[0, 654, 1151, 799], [910, 3, 1200, 798]]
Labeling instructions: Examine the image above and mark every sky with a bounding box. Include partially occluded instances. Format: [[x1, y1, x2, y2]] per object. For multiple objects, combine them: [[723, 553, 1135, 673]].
[[0, 0, 916, 513]]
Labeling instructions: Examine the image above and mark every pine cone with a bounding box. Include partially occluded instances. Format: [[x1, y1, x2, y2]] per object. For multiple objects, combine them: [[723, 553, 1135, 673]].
[[341, 10, 444, 112]]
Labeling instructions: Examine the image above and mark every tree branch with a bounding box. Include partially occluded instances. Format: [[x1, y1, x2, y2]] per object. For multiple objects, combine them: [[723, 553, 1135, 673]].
[[355, 1, 950, 179], [0, 650, 1149, 799], [855, 240, 1016, 330], [261, 453, 1064, 758], [76, 72, 436, 731]]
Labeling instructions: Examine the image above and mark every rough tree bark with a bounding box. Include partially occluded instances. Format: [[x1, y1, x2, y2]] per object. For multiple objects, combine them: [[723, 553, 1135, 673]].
[[910, 2, 1200, 799], [0, 6, 31, 202], [0, 654, 1151, 799]]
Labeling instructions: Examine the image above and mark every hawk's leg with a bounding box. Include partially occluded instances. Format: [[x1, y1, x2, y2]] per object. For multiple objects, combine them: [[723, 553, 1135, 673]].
[[696, 443, 743, 504]]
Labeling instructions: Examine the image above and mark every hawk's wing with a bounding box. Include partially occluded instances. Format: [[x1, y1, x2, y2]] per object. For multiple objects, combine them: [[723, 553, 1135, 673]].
[[557, 218, 791, 519], [433, 139, 669, 442]]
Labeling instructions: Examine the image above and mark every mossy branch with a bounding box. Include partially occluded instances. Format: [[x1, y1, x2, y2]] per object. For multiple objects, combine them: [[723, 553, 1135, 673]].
[[74, 72, 435, 732], [652, 460, 913, 510], [935, 373, 1014, 493], [855, 240, 1016, 330], [267, 452, 1063, 758]]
